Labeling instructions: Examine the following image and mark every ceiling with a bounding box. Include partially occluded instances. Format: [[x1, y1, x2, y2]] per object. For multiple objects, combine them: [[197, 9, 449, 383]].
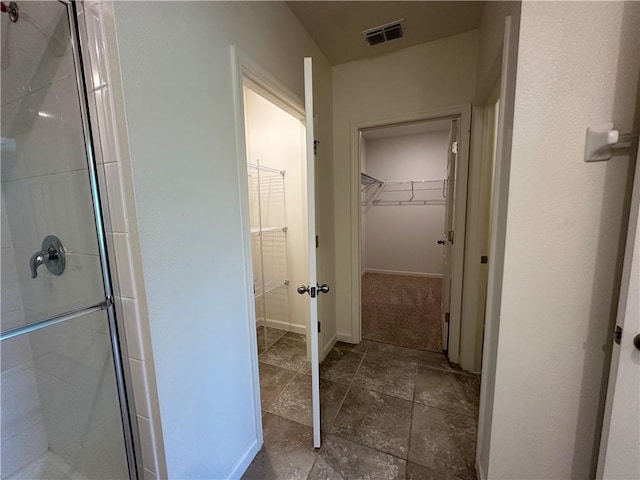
[[362, 118, 451, 140], [287, 1, 486, 65]]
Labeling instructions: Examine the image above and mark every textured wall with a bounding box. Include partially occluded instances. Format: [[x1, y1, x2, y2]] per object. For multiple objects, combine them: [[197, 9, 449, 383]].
[[332, 30, 478, 341], [489, 2, 640, 478], [112, 2, 333, 477]]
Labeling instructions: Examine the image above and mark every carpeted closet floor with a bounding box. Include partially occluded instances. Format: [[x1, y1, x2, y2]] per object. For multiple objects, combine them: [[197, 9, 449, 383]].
[[361, 273, 442, 352]]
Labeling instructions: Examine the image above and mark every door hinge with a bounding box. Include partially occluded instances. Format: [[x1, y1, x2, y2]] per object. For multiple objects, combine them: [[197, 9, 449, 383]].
[[315, 235, 319, 248], [447, 230, 454, 245], [613, 325, 622, 345], [481, 255, 488, 264], [314, 140, 320, 155], [451, 141, 459, 154], [318, 322, 321, 333], [445, 312, 450, 323]]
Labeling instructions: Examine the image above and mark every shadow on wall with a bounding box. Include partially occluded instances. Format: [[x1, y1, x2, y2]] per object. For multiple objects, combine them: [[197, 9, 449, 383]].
[[572, 1, 640, 477]]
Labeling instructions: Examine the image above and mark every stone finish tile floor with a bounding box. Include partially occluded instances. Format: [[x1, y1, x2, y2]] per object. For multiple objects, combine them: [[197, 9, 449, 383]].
[[243, 328, 479, 480]]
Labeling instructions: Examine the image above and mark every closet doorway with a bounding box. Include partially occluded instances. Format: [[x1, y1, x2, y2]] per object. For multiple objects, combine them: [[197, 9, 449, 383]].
[[243, 82, 310, 343], [241, 75, 322, 441], [359, 114, 466, 357]]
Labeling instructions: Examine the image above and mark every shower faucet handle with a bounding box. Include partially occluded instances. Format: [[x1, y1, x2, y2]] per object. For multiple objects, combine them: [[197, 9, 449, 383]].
[[29, 235, 66, 279], [29, 251, 48, 279]]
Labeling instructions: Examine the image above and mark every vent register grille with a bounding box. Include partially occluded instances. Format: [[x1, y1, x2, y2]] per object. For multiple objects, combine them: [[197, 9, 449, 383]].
[[363, 19, 405, 46]]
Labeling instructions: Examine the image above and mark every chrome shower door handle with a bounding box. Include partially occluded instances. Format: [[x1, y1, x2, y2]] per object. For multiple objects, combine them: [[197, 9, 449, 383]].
[[29, 235, 66, 278]]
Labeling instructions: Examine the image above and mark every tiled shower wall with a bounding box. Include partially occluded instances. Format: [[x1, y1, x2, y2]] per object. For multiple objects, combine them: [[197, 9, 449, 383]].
[[77, 1, 167, 478], [0, 197, 47, 475]]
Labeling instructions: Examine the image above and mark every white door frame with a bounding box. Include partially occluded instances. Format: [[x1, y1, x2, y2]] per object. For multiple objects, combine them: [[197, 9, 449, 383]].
[[476, 14, 520, 480], [596, 146, 640, 479], [350, 104, 472, 363], [459, 86, 500, 373], [230, 45, 307, 449]]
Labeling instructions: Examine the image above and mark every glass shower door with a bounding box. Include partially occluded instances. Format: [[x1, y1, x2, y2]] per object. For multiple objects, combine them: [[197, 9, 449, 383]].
[[1, 1, 132, 478]]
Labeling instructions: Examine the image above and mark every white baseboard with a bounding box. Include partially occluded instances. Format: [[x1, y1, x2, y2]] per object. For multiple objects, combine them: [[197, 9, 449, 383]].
[[322, 334, 337, 361], [256, 317, 306, 335], [226, 438, 260, 479], [337, 333, 355, 343], [363, 268, 443, 279]]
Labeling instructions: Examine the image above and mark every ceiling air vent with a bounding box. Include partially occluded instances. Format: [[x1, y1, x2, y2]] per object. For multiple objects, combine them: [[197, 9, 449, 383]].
[[363, 19, 405, 46]]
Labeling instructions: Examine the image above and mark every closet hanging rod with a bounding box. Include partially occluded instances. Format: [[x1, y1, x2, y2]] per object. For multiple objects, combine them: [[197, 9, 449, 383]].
[[382, 186, 444, 192], [383, 178, 444, 185], [248, 163, 285, 175], [373, 199, 446, 206]]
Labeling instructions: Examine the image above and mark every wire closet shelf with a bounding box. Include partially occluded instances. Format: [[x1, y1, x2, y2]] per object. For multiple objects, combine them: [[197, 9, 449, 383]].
[[360, 172, 446, 206], [247, 160, 289, 302]]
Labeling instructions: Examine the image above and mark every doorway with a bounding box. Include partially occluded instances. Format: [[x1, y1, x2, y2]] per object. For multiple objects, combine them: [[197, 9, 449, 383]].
[[351, 105, 471, 364], [359, 118, 453, 353], [241, 80, 315, 417]]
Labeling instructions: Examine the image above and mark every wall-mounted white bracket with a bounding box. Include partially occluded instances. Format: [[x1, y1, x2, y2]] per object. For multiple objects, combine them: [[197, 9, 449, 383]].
[[585, 123, 639, 162]]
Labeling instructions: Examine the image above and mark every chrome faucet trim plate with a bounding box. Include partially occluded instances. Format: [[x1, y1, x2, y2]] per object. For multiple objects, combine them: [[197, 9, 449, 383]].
[[29, 235, 66, 278]]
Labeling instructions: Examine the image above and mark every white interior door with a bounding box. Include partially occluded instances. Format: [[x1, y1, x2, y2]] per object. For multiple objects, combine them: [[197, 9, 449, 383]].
[[441, 120, 458, 352], [302, 57, 321, 448], [596, 147, 640, 479]]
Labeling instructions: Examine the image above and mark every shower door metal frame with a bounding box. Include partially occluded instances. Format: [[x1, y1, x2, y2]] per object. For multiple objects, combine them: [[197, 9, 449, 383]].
[[0, 1, 138, 478]]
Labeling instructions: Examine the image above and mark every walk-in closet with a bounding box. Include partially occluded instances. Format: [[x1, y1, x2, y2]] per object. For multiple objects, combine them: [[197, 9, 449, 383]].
[[242, 81, 315, 417], [360, 119, 453, 352]]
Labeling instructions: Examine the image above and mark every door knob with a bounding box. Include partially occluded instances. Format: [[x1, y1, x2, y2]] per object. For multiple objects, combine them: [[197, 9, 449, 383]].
[[297, 284, 330, 298], [634, 334, 640, 351]]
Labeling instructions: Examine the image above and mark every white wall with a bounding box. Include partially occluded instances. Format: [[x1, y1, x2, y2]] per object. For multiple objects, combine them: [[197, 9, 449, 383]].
[[488, 2, 640, 478], [363, 131, 448, 276], [111, 2, 333, 478], [333, 30, 478, 341], [244, 86, 309, 333], [474, 2, 520, 102]]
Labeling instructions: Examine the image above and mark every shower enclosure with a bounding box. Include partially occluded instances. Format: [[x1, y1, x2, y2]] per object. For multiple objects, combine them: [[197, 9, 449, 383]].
[[1, 1, 135, 478]]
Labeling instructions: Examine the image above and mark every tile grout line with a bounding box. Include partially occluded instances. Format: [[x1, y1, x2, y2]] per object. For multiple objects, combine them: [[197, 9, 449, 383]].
[[263, 338, 478, 476], [329, 340, 477, 471], [322, 341, 369, 439], [315, 341, 410, 466], [318, 428, 414, 467], [414, 399, 480, 420], [406, 363, 418, 479], [315, 341, 477, 478], [257, 328, 303, 415], [257, 326, 287, 355], [306, 341, 371, 480], [265, 369, 301, 417]]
